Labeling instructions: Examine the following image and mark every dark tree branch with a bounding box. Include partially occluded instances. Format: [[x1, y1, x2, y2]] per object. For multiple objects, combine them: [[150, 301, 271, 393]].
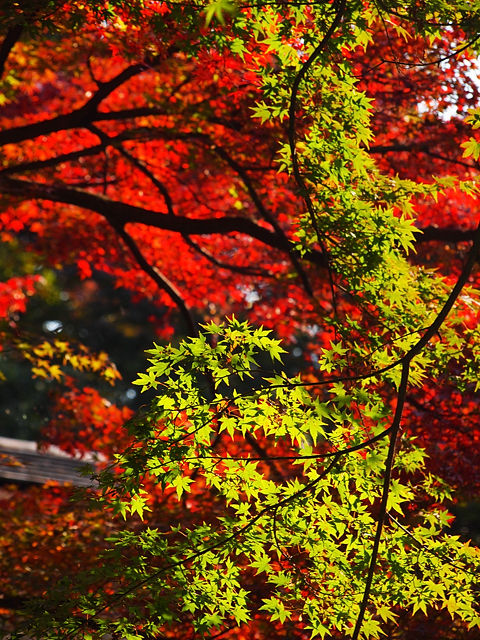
[[415, 226, 477, 243], [352, 219, 480, 639], [207, 141, 315, 297], [182, 235, 274, 277], [115, 144, 176, 217], [0, 593, 28, 610], [0, 63, 151, 147], [351, 362, 409, 640], [86, 56, 103, 89], [381, 33, 480, 68], [88, 124, 176, 220], [0, 24, 23, 80], [0, 176, 327, 265], [62, 179, 117, 187], [0, 123, 166, 176], [0, 127, 247, 176], [110, 221, 199, 338], [93, 106, 166, 121], [1, 173, 473, 277], [370, 143, 478, 172], [0, 124, 176, 176], [101, 136, 275, 277], [3, 128, 477, 254], [0, 143, 107, 175], [0, 101, 254, 150], [91, 108, 250, 133], [422, 149, 477, 171], [244, 431, 285, 482], [118, 127, 314, 291], [370, 142, 434, 154]]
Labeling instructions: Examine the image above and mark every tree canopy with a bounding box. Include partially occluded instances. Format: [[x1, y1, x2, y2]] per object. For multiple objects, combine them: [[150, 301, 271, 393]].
[[2, 0, 480, 638]]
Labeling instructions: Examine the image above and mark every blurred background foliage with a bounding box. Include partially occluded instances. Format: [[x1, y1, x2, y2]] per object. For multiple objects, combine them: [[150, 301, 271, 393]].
[[0, 237, 162, 440]]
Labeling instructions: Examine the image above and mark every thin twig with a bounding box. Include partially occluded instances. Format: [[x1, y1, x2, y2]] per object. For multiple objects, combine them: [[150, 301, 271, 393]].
[[287, 0, 346, 316], [111, 221, 199, 338], [210, 142, 315, 297], [59, 454, 341, 639]]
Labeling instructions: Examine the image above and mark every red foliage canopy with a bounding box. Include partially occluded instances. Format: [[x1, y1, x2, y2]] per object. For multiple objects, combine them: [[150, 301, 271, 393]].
[[1, 2, 480, 638]]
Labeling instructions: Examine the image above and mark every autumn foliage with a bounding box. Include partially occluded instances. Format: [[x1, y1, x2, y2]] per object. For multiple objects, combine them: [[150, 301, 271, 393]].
[[2, 0, 480, 638]]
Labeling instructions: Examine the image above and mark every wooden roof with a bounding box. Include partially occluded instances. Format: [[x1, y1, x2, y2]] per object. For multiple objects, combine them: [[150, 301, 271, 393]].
[[0, 437, 97, 487]]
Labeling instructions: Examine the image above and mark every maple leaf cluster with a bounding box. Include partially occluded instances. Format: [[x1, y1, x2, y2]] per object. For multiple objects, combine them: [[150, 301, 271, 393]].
[[1, 0, 480, 638]]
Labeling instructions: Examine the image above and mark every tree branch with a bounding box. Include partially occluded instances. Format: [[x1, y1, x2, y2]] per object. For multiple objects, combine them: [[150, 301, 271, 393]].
[[352, 218, 480, 639], [182, 235, 274, 277], [0, 592, 28, 610], [104, 139, 276, 277], [0, 63, 150, 147], [370, 142, 478, 171], [244, 431, 285, 482], [111, 221, 199, 338], [415, 225, 477, 243], [0, 24, 23, 80], [0, 143, 107, 175], [0, 176, 323, 262], [114, 143, 176, 217], [207, 140, 315, 297], [351, 362, 409, 640], [66, 453, 341, 635], [287, 0, 346, 315]]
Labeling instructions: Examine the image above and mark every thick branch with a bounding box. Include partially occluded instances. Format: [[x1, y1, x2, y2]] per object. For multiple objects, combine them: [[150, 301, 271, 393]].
[[0, 101, 250, 150], [415, 225, 477, 243], [0, 63, 149, 147], [0, 176, 319, 260], [370, 143, 477, 171], [0, 125, 170, 176], [0, 24, 23, 80], [0, 592, 28, 610], [106, 141, 275, 277], [4, 131, 476, 252], [132, 128, 315, 291]]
